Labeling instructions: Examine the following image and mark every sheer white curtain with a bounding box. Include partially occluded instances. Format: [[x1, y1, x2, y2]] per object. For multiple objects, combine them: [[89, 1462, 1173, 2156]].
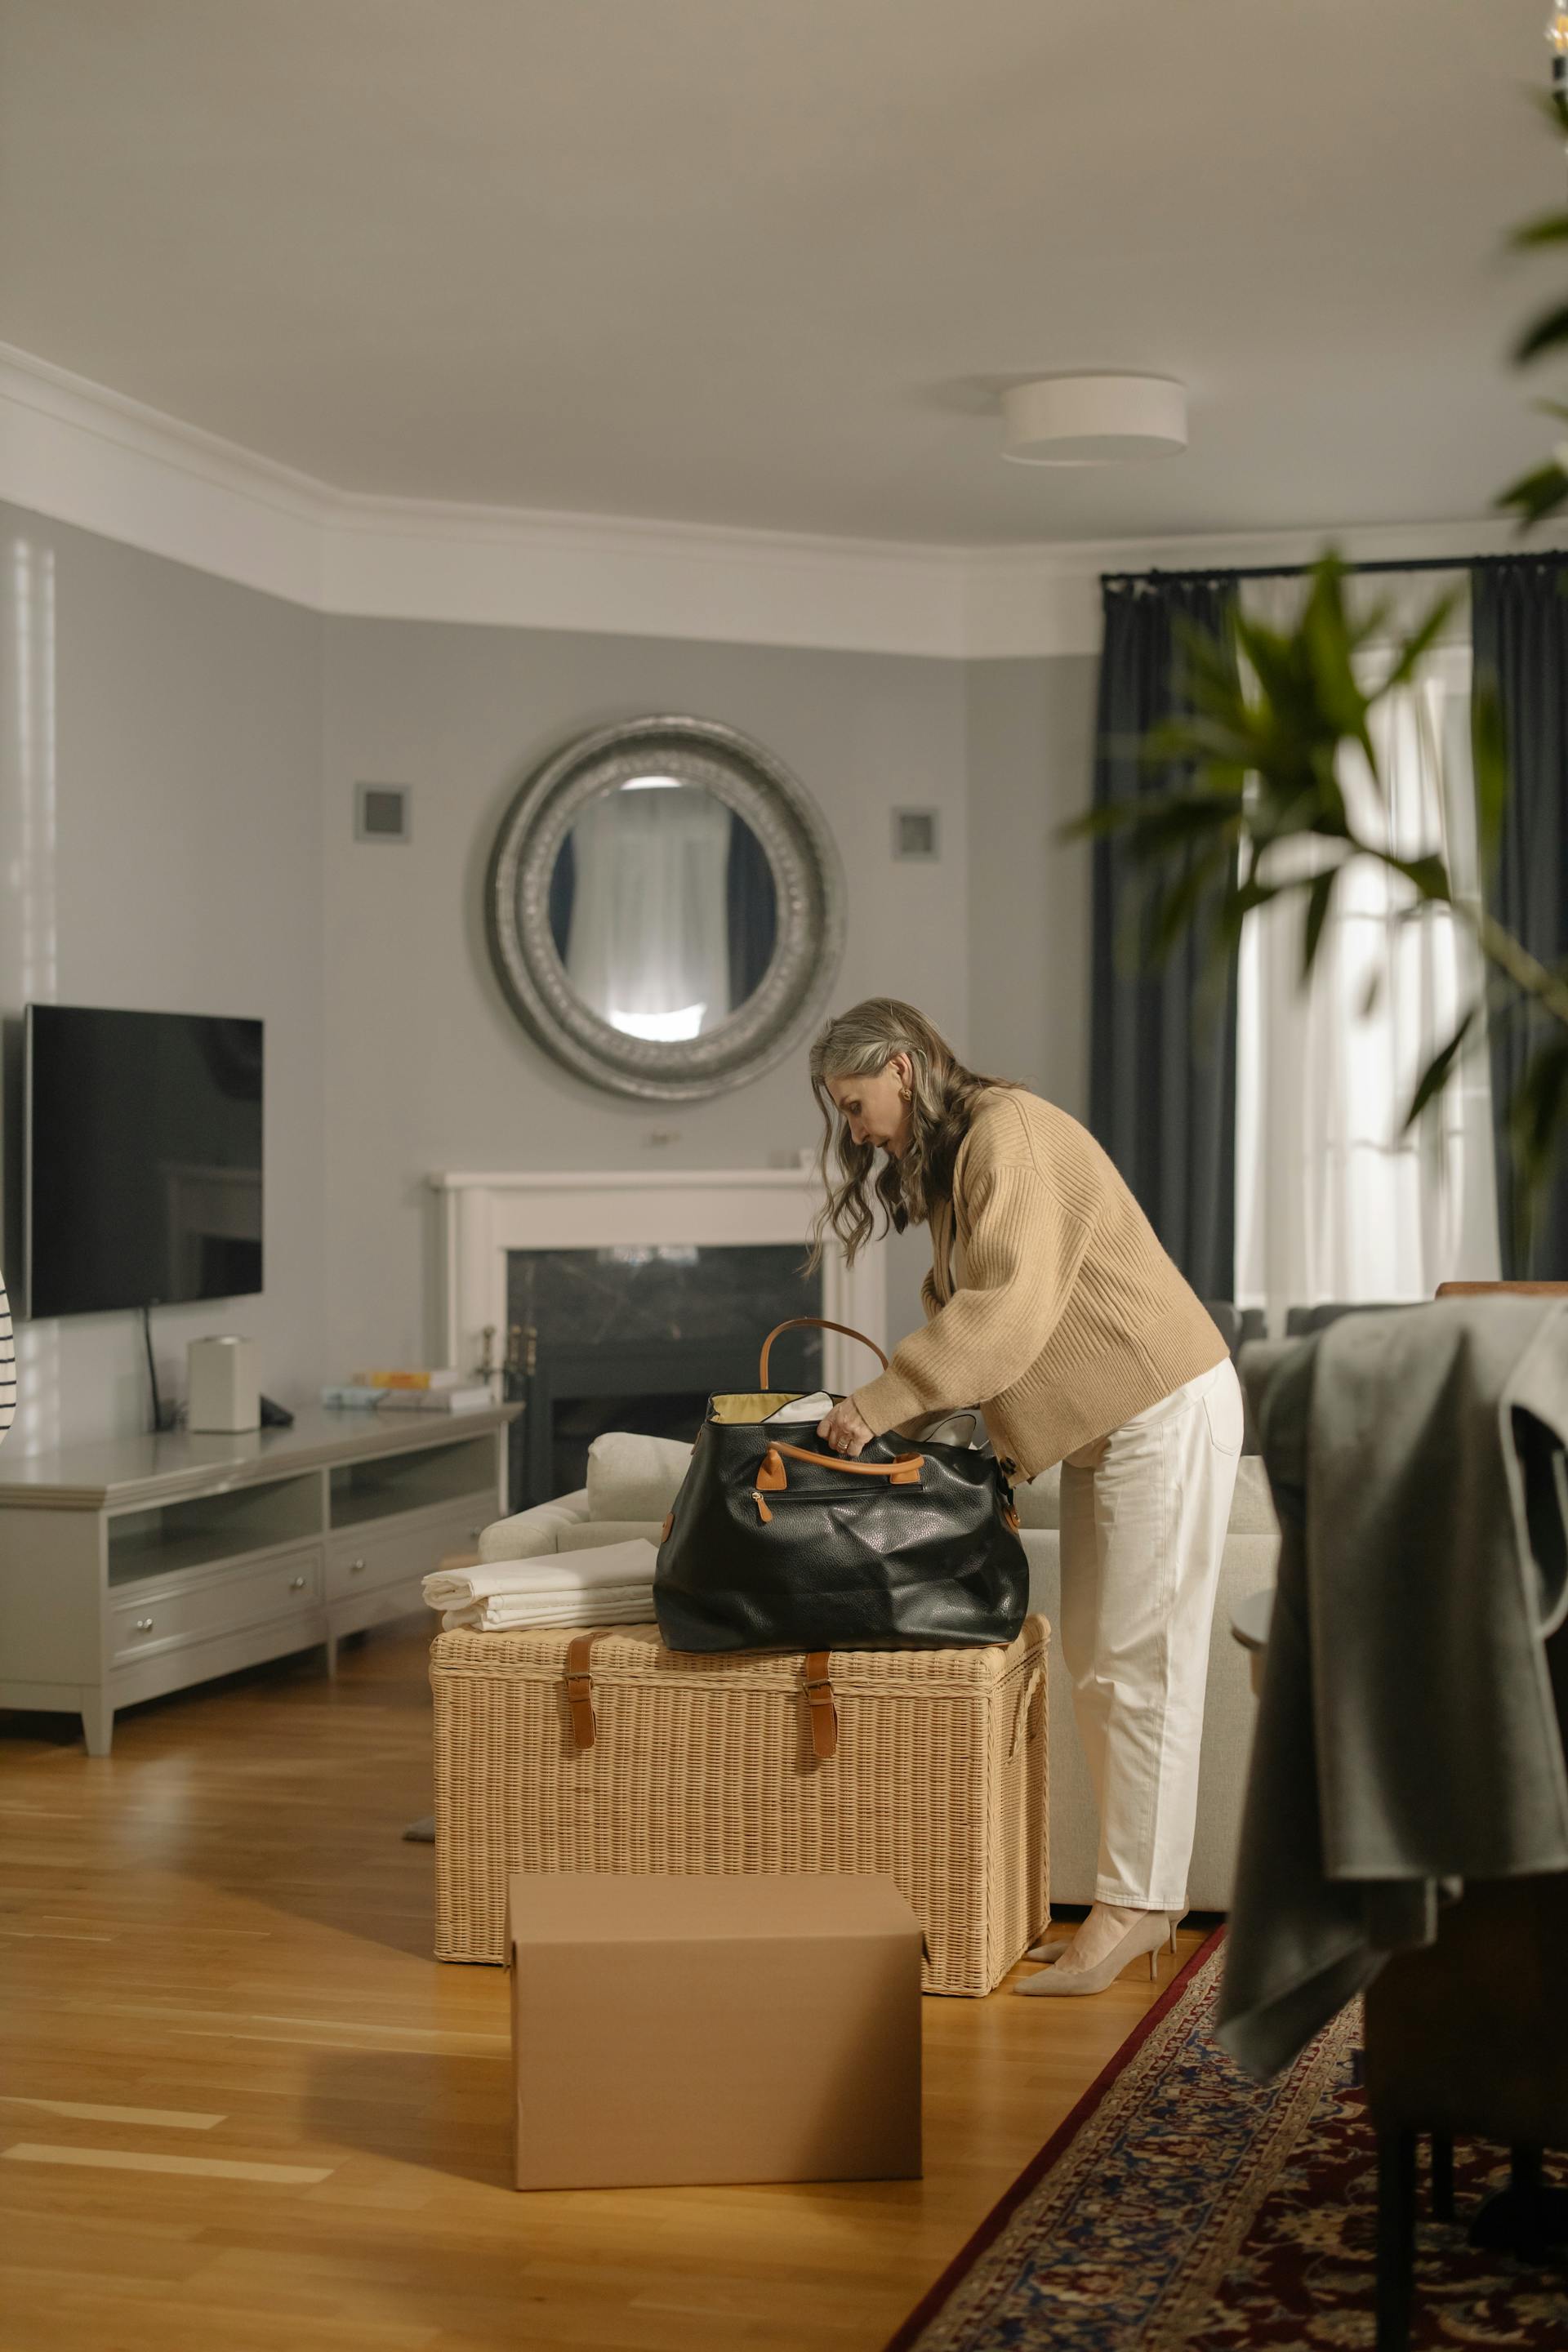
[[1235, 575, 1500, 1328], [564, 785, 733, 1041]]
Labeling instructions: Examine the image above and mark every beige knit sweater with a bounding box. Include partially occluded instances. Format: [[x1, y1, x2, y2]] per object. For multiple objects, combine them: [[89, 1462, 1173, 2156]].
[[851, 1087, 1227, 1479]]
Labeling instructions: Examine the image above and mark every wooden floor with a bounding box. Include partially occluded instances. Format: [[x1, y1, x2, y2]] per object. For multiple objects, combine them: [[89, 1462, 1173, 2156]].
[[0, 1624, 1204, 2352]]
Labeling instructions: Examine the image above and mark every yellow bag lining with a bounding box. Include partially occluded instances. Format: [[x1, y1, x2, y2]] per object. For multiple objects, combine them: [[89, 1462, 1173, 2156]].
[[709, 1392, 808, 1424]]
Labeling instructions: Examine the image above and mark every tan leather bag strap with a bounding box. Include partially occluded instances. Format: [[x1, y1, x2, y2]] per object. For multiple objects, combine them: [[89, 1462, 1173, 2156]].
[[758, 1317, 889, 1388], [755, 1441, 923, 1490], [801, 1651, 838, 1761], [564, 1629, 604, 1751]]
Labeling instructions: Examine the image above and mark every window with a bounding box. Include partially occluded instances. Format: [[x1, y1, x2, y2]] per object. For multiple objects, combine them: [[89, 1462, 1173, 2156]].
[[1234, 585, 1499, 1327]]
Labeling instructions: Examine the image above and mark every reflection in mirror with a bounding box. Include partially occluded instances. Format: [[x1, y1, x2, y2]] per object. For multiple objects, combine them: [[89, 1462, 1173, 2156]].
[[546, 777, 777, 1040]]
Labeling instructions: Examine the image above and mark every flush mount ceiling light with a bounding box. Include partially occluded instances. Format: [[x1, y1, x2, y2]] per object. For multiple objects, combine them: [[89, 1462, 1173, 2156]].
[[1001, 374, 1188, 466]]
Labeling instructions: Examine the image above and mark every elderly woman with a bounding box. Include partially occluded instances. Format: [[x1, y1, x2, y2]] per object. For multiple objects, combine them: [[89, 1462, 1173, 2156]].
[[807, 998, 1242, 1997]]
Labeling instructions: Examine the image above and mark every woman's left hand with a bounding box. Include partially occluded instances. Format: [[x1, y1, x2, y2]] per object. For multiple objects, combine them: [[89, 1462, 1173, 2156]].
[[817, 1398, 875, 1458]]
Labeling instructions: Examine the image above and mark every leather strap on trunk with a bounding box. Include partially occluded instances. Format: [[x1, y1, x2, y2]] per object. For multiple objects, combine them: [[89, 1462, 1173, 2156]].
[[801, 1650, 839, 1761], [563, 1631, 839, 1762], [564, 1630, 601, 1749]]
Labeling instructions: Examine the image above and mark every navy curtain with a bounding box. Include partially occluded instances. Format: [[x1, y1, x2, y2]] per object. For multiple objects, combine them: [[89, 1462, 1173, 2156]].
[[1472, 558, 1568, 1278], [547, 833, 575, 962], [726, 813, 777, 1010], [1089, 574, 1241, 1299]]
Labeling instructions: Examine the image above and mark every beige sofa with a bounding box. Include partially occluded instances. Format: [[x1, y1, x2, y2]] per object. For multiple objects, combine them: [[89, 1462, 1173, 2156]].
[[478, 1438, 1280, 1914]]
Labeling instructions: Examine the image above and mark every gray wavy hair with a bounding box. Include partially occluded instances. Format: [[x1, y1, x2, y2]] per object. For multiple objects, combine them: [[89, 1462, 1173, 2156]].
[[804, 997, 1015, 1270]]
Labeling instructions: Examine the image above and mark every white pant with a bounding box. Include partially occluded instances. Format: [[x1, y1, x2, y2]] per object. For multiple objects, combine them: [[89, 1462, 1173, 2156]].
[[1058, 1357, 1244, 1912]]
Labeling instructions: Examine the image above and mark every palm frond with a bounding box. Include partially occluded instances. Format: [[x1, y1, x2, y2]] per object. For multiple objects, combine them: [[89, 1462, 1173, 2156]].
[[1515, 299, 1568, 367], [1497, 458, 1568, 527], [1471, 682, 1509, 872], [1301, 868, 1337, 982], [1401, 1007, 1481, 1134]]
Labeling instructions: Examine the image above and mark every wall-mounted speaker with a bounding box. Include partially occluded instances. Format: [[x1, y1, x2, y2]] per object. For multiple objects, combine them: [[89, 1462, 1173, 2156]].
[[892, 807, 940, 861], [355, 783, 412, 842]]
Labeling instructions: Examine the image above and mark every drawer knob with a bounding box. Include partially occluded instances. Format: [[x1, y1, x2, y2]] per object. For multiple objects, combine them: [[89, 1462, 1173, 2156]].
[[289, 1576, 307, 1592], [350, 1558, 366, 1575], [134, 1617, 154, 1633]]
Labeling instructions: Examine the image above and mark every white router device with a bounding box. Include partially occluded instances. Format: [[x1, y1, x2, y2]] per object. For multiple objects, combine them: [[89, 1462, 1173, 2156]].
[[187, 1335, 260, 1433]]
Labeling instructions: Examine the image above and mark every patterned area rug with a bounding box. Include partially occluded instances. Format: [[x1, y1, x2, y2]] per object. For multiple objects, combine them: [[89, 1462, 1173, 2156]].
[[886, 1931, 1568, 2351]]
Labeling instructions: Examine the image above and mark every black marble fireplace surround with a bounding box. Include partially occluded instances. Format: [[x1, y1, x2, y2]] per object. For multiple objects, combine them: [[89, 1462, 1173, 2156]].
[[505, 1245, 824, 1509]]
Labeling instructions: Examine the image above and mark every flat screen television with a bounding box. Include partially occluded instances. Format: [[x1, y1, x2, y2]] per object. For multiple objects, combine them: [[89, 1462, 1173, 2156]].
[[25, 1004, 264, 1320]]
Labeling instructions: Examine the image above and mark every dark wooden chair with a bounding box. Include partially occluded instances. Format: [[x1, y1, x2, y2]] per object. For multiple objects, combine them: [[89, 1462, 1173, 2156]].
[[1365, 1278, 1568, 2351], [1365, 1854, 1568, 2345]]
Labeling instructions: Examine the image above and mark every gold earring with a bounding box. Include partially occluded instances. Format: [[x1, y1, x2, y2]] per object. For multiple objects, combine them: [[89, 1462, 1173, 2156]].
[[898, 1087, 912, 1103]]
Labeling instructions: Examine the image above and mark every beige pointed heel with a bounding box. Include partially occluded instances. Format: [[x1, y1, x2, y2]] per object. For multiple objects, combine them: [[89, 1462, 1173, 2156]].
[[1148, 1915, 1183, 1975], [1014, 1910, 1182, 1999], [1030, 1912, 1183, 1968]]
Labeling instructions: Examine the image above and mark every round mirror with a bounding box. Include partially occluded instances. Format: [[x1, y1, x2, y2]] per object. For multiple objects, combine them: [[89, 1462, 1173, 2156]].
[[487, 717, 844, 1100]]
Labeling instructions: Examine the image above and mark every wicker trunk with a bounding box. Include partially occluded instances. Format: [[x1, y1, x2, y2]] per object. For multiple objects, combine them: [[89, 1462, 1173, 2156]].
[[430, 1616, 1049, 1997]]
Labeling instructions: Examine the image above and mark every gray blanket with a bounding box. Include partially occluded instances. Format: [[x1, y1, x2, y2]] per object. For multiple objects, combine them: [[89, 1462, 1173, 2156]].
[[1217, 1297, 1568, 2079]]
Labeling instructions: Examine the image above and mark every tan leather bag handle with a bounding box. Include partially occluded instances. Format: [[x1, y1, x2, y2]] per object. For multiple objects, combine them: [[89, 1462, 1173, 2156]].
[[563, 1629, 839, 1762], [758, 1316, 889, 1388], [755, 1441, 923, 1489], [751, 1441, 923, 1522]]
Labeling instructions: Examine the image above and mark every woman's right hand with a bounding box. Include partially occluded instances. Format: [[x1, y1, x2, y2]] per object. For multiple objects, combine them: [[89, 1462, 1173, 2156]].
[[817, 1398, 874, 1458]]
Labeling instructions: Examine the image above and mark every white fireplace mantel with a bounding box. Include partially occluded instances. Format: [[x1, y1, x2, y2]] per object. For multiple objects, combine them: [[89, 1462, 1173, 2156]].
[[430, 1168, 888, 1394]]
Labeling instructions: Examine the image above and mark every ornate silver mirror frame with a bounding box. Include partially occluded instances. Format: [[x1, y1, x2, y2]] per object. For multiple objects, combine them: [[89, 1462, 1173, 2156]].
[[485, 715, 846, 1102]]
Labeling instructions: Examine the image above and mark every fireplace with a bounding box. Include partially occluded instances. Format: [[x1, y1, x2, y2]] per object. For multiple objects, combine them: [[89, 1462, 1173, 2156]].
[[430, 1165, 888, 1515], [507, 1242, 823, 1507]]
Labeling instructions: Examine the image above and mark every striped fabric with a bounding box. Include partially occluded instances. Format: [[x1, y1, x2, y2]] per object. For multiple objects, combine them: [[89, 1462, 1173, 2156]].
[[0, 1267, 14, 1446]]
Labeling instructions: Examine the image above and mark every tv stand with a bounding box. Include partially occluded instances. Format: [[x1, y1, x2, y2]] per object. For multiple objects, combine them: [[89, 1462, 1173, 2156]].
[[0, 1404, 518, 1754]]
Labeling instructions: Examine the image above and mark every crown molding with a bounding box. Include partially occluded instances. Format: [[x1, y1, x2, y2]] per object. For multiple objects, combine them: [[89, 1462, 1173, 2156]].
[[316, 488, 972, 655], [3, 341, 1563, 661], [0, 342, 328, 607], [0, 343, 973, 655]]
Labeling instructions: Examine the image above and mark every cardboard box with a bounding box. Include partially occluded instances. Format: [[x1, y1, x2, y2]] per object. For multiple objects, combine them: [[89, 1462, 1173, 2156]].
[[506, 1871, 923, 2189]]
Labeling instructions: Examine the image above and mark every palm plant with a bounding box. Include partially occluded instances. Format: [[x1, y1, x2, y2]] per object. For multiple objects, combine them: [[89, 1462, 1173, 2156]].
[[1073, 119, 1568, 1227]]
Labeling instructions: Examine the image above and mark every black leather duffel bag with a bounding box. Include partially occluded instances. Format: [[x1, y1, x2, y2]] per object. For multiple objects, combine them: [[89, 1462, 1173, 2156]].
[[653, 1316, 1029, 1655]]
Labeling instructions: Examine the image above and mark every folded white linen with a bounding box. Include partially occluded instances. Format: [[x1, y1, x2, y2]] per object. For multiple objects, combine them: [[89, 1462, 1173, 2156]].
[[440, 1585, 656, 1633], [422, 1536, 657, 1611], [426, 1558, 651, 1606]]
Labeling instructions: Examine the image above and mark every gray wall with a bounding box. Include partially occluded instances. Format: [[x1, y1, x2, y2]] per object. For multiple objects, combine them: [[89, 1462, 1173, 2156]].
[[319, 617, 971, 1376], [965, 655, 1098, 1120], [0, 501, 326, 1449], [0, 501, 1098, 1446]]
